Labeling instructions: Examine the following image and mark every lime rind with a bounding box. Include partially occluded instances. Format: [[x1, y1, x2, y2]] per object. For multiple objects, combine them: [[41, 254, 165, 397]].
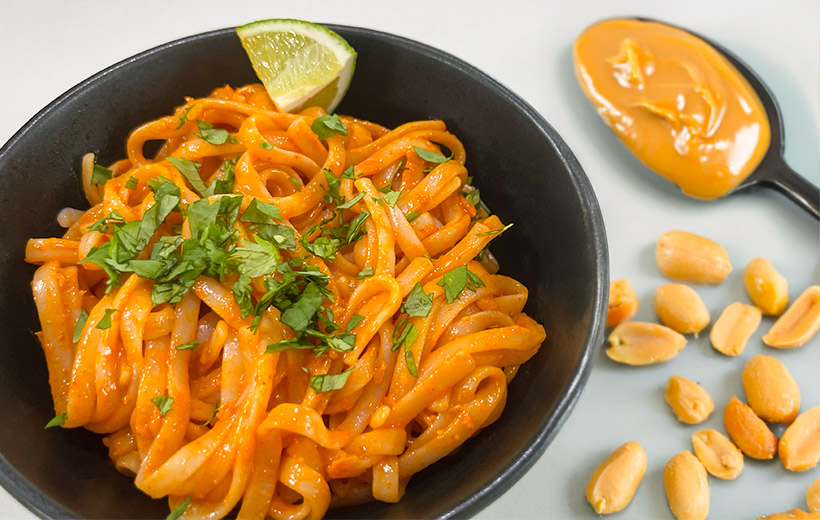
[[236, 19, 356, 113]]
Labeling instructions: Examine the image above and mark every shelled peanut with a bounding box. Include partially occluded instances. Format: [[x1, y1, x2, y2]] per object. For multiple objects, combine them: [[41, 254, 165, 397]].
[[723, 396, 778, 460], [585, 441, 647, 514], [744, 258, 789, 315], [654, 284, 710, 334], [606, 321, 686, 365], [763, 286, 820, 348], [665, 376, 714, 424], [655, 230, 731, 284], [742, 354, 800, 424], [607, 279, 639, 327], [691, 429, 744, 480], [710, 302, 762, 356], [664, 451, 710, 520], [780, 407, 820, 471], [808, 477, 820, 513]]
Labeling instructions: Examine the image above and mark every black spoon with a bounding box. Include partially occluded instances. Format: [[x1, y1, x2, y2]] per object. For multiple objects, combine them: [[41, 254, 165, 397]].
[[637, 18, 820, 219]]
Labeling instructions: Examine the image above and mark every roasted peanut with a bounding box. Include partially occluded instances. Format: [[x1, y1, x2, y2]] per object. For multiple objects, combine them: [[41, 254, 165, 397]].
[[655, 230, 732, 284], [665, 376, 714, 424], [654, 284, 710, 334], [758, 510, 820, 520], [691, 429, 744, 480], [607, 279, 639, 327], [710, 302, 762, 356], [744, 258, 789, 315], [808, 477, 820, 513], [763, 286, 820, 348], [742, 354, 801, 424], [780, 407, 820, 471], [664, 451, 709, 520], [723, 396, 778, 460], [606, 321, 687, 365], [585, 441, 647, 514]]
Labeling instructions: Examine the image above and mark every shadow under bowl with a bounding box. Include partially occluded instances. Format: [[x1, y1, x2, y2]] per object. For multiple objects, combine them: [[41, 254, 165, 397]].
[[0, 25, 608, 519]]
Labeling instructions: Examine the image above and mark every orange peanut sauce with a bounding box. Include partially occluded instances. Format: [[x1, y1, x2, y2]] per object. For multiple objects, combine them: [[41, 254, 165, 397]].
[[574, 19, 771, 199]]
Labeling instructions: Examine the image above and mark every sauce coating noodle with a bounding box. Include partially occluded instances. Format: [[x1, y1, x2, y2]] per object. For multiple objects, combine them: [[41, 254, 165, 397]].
[[26, 84, 546, 519]]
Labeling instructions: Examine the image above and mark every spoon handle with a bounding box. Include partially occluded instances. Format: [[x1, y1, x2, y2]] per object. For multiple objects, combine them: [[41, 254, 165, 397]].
[[759, 161, 819, 219]]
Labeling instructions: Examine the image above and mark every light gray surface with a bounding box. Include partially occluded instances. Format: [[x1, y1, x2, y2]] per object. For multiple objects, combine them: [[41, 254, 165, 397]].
[[0, 1, 818, 518]]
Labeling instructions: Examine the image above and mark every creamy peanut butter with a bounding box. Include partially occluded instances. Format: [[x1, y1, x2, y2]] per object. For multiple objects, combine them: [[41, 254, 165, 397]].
[[574, 19, 770, 199]]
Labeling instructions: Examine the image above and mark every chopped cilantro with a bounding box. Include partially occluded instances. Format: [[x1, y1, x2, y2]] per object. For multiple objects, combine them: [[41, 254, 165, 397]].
[[357, 266, 374, 279], [405, 211, 420, 222], [259, 141, 274, 150], [437, 265, 486, 303], [345, 313, 364, 332], [402, 283, 433, 317], [309, 369, 353, 393], [166, 494, 192, 520], [341, 166, 356, 179], [413, 145, 451, 164], [95, 308, 117, 330], [45, 411, 67, 429], [151, 395, 174, 417], [91, 164, 113, 185], [73, 309, 88, 343], [240, 199, 282, 223], [176, 103, 197, 128], [125, 176, 139, 190], [175, 341, 199, 351], [477, 223, 514, 236], [311, 114, 348, 139], [337, 192, 365, 210], [195, 120, 231, 145], [382, 190, 401, 208]]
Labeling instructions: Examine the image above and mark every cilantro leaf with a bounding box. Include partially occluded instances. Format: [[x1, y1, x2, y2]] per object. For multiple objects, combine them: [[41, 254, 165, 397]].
[[311, 114, 348, 139], [73, 309, 88, 343], [195, 120, 230, 145], [477, 223, 514, 236], [343, 210, 369, 246], [202, 402, 219, 426], [300, 234, 340, 261], [259, 141, 274, 150], [232, 275, 254, 319], [405, 346, 418, 377], [309, 369, 353, 394], [383, 190, 401, 208], [128, 258, 173, 279], [327, 333, 356, 352], [96, 308, 117, 330], [341, 166, 356, 179], [437, 265, 487, 303], [241, 199, 282, 223], [45, 411, 67, 429], [413, 145, 451, 164], [231, 236, 281, 278], [167, 157, 209, 197], [91, 163, 113, 185], [405, 211, 420, 222], [392, 320, 419, 352], [345, 313, 364, 333], [403, 283, 433, 317], [336, 192, 365, 210], [125, 176, 139, 190], [280, 282, 326, 332], [177, 103, 197, 128], [255, 223, 296, 250], [175, 341, 199, 351], [166, 494, 192, 520], [322, 169, 342, 204], [151, 395, 174, 417], [265, 338, 315, 354], [357, 266, 374, 279]]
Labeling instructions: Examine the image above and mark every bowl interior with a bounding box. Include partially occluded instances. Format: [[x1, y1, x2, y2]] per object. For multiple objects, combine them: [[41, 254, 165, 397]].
[[0, 26, 607, 519]]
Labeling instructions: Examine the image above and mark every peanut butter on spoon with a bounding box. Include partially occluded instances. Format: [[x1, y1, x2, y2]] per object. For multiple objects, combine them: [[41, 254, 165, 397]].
[[574, 18, 771, 199]]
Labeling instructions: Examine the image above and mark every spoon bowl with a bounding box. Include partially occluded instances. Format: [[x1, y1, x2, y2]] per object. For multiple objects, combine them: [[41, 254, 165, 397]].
[[639, 18, 819, 219]]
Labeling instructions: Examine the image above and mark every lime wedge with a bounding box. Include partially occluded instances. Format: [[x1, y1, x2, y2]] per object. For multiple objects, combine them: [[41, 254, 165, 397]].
[[236, 19, 356, 113]]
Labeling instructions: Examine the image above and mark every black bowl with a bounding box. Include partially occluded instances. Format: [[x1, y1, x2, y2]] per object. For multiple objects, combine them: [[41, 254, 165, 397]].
[[0, 26, 607, 519]]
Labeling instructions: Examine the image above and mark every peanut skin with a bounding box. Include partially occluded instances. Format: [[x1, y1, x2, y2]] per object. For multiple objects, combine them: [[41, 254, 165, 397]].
[[744, 257, 789, 315], [724, 396, 778, 460], [780, 407, 820, 471], [607, 279, 639, 327], [742, 354, 801, 424], [664, 451, 709, 520], [654, 284, 710, 334], [656, 230, 731, 284], [585, 441, 647, 514]]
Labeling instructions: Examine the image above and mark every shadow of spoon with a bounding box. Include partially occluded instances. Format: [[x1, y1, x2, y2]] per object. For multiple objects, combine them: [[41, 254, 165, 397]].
[[635, 17, 820, 219]]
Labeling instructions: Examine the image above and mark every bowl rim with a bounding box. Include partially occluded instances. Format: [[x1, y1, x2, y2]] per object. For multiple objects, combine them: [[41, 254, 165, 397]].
[[0, 24, 608, 520]]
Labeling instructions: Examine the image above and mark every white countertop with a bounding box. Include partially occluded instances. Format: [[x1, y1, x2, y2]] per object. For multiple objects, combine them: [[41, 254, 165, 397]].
[[1, 1, 818, 518]]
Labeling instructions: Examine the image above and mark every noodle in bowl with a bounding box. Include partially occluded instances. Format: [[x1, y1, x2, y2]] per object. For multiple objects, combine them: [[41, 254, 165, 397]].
[[0, 26, 607, 519]]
